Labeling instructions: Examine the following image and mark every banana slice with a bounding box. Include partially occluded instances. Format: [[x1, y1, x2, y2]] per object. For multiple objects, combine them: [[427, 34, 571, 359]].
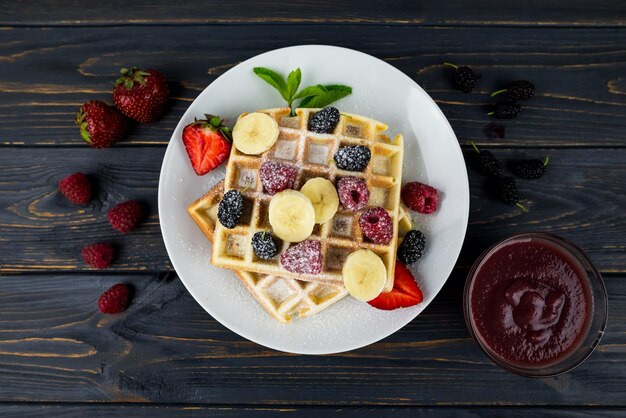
[[398, 205, 413, 236], [232, 112, 279, 155], [342, 249, 387, 301], [269, 190, 316, 242], [300, 177, 339, 224]]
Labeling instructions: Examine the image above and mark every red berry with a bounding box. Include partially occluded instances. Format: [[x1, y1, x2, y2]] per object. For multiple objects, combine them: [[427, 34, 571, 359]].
[[75, 100, 129, 148], [260, 160, 298, 195], [182, 115, 232, 175], [81, 243, 114, 269], [113, 68, 169, 123], [98, 283, 131, 314], [368, 262, 423, 310], [359, 207, 393, 244], [337, 177, 369, 211], [401, 182, 439, 214], [58, 172, 92, 205], [280, 240, 322, 275], [108, 200, 143, 234]]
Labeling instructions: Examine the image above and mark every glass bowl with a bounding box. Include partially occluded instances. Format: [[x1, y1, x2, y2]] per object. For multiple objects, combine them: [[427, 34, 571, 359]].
[[463, 233, 608, 377]]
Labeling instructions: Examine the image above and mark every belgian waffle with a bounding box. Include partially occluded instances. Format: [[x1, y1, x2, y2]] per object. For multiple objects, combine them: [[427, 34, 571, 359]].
[[210, 107, 404, 291], [189, 180, 348, 323], [188, 181, 414, 323]]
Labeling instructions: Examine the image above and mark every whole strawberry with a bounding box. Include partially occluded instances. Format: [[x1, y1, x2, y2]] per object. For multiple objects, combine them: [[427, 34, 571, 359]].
[[81, 243, 114, 269], [98, 283, 131, 314], [108, 200, 144, 234], [113, 67, 169, 123], [75, 100, 129, 148], [59, 172, 92, 205], [183, 114, 232, 175]]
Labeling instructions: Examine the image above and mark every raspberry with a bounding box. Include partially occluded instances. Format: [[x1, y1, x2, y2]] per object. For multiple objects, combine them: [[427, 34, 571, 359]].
[[308, 106, 340, 134], [490, 101, 522, 119], [107, 200, 143, 234], [280, 240, 322, 275], [251, 231, 278, 259], [217, 190, 243, 229], [401, 182, 439, 214], [444, 63, 478, 93], [334, 145, 371, 172], [397, 230, 425, 265], [513, 156, 549, 179], [81, 243, 114, 269], [98, 283, 131, 314], [359, 207, 393, 244], [260, 160, 297, 195], [337, 177, 369, 211], [58, 172, 92, 205]]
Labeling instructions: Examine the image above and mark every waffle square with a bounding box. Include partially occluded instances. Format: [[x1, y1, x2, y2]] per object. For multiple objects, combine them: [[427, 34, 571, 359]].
[[189, 180, 349, 323], [210, 107, 404, 291]]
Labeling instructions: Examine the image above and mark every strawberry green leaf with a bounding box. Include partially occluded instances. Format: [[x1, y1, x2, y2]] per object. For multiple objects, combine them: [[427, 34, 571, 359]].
[[209, 116, 221, 128], [253, 67, 289, 101]]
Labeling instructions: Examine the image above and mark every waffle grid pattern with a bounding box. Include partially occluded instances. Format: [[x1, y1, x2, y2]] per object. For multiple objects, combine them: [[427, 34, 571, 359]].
[[211, 107, 404, 289], [188, 180, 349, 323]]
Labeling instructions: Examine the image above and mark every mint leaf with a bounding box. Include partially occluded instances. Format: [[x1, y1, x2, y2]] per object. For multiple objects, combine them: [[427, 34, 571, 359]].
[[293, 84, 327, 100], [286, 68, 302, 101], [299, 85, 352, 108], [253, 67, 289, 101]]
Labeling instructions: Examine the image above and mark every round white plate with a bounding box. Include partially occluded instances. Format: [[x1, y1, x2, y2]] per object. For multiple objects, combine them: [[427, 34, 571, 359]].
[[159, 45, 469, 354]]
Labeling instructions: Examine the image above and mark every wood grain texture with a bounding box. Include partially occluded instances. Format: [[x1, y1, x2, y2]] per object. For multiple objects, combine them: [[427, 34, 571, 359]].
[[0, 404, 625, 417], [0, 272, 623, 405], [0, 147, 623, 273], [2, 0, 626, 26], [1, 25, 626, 147]]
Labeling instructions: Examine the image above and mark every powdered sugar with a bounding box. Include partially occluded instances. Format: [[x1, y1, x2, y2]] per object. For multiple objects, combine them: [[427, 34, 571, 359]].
[[337, 177, 369, 211], [280, 240, 322, 275], [260, 160, 298, 195]]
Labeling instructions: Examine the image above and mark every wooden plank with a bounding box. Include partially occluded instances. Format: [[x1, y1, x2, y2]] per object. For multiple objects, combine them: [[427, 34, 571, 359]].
[[0, 147, 623, 273], [0, 272, 623, 405], [0, 404, 625, 417], [1, 25, 626, 147], [1, 0, 626, 26]]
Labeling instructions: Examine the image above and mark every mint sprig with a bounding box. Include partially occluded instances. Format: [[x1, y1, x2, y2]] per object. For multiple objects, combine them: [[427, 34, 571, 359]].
[[253, 67, 352, 113]]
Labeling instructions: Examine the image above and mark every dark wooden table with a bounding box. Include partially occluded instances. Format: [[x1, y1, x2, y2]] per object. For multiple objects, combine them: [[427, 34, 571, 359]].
[[1, 1, 625, 416]]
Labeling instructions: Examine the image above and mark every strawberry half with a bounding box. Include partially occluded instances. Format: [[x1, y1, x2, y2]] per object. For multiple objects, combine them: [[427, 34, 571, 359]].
[[182, 114, 232, 175], [113, 67, 169, 123], [368, 262, 423, 310]]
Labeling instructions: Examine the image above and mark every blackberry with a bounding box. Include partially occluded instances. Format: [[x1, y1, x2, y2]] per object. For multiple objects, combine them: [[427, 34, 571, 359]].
[[397, 229, 426, 265], [513, 156, 549, 179], [251, 231, 278, 259], [492, 80, 535, 101], [444, 62, 478, 93], [308, 106, 340, 134], [217, 190, 243, 229], [469, 142, 503, 177], [489, 101, 522, 119], [334, 145, 371, 171], [496, 176, 528, 211]]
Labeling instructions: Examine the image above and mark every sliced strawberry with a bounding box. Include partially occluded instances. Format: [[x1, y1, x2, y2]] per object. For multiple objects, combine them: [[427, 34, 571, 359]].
[[368, 262, 423, 310], [182, 114, 232, 175]]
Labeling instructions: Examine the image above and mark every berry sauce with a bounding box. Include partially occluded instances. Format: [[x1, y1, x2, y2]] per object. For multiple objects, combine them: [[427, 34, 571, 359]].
[[468, 237, 592, 368]]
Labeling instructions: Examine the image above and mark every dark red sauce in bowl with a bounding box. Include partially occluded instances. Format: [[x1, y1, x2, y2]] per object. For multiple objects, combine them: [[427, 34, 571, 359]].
[[464, 233, 607, 377]]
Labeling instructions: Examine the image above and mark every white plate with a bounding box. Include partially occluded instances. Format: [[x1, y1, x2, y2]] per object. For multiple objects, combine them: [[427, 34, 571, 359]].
[[158, 45, 469, 354]]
